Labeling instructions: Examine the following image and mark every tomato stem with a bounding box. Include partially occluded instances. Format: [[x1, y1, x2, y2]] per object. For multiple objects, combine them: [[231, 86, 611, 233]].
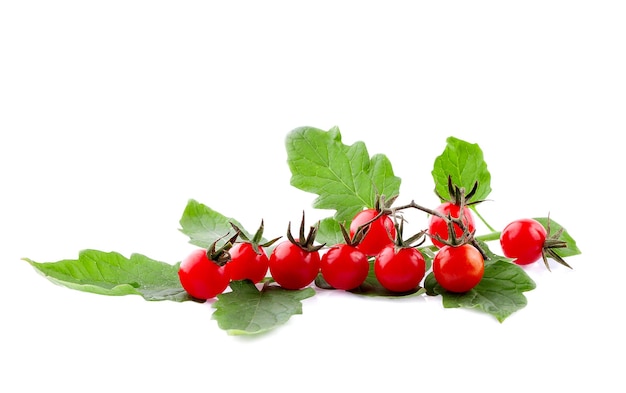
[[471, 208, 497, 232], [230, 220, 282, 254], [474, 231, 501, 242], [417, 231, 501, 254], [206, 232, 239, 266], [389, 200, 443, 219]]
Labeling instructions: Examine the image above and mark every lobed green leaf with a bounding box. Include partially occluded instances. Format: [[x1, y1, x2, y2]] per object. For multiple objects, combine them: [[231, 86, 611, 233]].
[[24, 250, 190, 302], [212, 280, 315, 335], [285, 126, 401, 224]]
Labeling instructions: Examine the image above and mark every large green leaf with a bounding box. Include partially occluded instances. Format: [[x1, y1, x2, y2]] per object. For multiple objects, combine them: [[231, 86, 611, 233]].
[[212, 280, 315, 335], [286, 126, 401, 227], [24, 250, 189, 302], [432, 136, 492, 203]]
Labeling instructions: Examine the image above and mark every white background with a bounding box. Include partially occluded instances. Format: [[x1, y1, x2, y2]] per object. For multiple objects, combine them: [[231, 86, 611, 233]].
[[1, 1, 624, 392]]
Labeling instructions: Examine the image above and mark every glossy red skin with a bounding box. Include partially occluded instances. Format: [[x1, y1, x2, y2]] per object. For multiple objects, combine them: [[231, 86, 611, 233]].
[[428, 202, 476, 248], [349, 209, 396, 257], [226, 242, 269, 283], [374, 246, 426, 293], [320, 244, 369, 290], [269, 241, 320, 290], [178, 249, 230, 300], [433, 244, 484, 293], [500, 218, 547, 265]]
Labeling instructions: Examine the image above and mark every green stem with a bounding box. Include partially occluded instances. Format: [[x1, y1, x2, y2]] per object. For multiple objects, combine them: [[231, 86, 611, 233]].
[[472, 207, 497, 232], [417, 230, 501, 253], [475, 231, 501, 242]]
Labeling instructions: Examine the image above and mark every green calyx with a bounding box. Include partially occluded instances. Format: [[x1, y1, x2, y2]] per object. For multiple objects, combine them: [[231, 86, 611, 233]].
[[206, 232, 240, 266], [391, 215, 426, 252], [541, 216, 571, 271], [436, 175, 484, 207], [230, 220, 281, 254], [286, 211, 326, 252]]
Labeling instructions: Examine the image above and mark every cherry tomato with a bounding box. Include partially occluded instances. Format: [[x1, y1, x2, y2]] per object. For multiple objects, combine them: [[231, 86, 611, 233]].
[[226, 242, 269, 283], [320, 244, 369, 290], [350, 209, 396, 257], [500, 218, 547, 265], [374, 245, 426, 292], [428, 202, 476, 248], [178, 248, 230, 300], [269, 241, 320, 290], [433, 244, 484, 293]]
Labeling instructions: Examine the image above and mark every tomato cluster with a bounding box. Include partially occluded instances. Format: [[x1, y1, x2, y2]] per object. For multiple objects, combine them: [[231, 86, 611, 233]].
[[178, 203, 478, 299], [178, 188, 568, 300]]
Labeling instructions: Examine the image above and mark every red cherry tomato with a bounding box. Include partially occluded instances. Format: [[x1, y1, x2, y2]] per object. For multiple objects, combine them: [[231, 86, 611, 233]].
[[268, 241, 320, 290], [428, 202, 476, 248], [432, 244, 484, 293], [349, 209, 396, 257], [320, 244, 369, 290], [500, 218, 547, 265], [226, 242, 269, 283], [178, 248, 230, 300], [374, 245, 426, 292]]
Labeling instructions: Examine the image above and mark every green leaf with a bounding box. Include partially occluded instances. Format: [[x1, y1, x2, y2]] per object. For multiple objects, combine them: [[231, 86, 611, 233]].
[[179, 199, 254, 249], [286, 126, 401, 224], [24, 250, 190, 302], [316, 217, 346, 247], [534, 217, 581, 257], [424, 255, 536, 322], [212, 280, 315, 335], [432, 136, 492, 203], [420, 247, 435, 272]]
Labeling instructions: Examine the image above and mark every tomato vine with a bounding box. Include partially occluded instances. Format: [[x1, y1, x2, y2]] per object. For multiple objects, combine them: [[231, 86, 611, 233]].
[[24, 126, 582, 335]]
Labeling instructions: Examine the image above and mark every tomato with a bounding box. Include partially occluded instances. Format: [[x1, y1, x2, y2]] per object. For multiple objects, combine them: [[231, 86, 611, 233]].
[[350, 209, 396, 257], [178, 248, 230, 300], [500, 218, 547, 265], [374, 245, 426, 292], [428, 202, 476, 248], [269, 241, 320, 290], [320, 244, 369, 290], [432, 244, 484, 293], [226, 242, 269, 283]]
